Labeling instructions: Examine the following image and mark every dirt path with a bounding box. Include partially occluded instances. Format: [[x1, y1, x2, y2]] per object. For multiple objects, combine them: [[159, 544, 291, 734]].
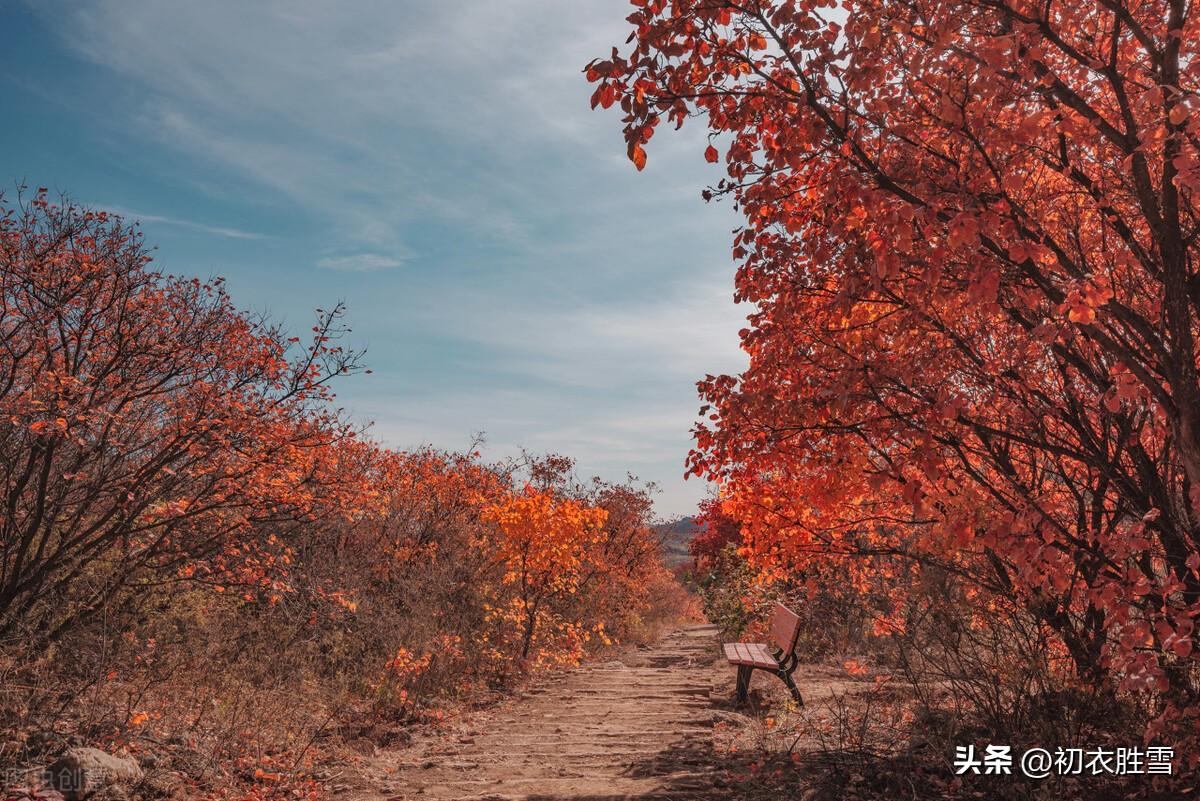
[[352, 624, 726, 801]]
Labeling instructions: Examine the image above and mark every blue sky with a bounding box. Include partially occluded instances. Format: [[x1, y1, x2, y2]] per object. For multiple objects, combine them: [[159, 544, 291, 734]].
[[0, 1, 747, 518]]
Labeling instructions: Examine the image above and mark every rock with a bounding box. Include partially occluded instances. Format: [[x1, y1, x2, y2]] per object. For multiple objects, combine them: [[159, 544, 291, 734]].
[[45, 748, 143, 801], [344, 738, 376, 757], [90, 785, 129, 801], [138, 770, 190, 801]]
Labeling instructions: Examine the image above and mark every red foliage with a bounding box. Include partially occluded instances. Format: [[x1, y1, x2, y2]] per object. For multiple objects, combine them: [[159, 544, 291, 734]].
[[0, 194, 686, 798], [0, 191, 372, 643], [691, 496, 742, 569], [591, 0, 1200, 751]]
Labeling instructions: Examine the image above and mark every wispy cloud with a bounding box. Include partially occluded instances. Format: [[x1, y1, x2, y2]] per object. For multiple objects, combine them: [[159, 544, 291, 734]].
[[316, 252, 409, 272], [441, 278, 748, 390], [102, 206, 268, 241]]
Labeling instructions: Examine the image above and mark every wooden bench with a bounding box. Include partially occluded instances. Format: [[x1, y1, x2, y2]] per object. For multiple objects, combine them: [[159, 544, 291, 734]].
[[723, 602, 804, 706]]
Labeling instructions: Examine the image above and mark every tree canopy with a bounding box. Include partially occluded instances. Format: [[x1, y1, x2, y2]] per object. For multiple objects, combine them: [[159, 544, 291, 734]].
[[591, 0, 1200, 746]]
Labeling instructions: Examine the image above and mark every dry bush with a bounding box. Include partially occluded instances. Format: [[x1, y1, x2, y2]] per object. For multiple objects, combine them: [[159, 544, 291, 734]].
[[2, 450, 687, 799], [692, 544, 759, 638]]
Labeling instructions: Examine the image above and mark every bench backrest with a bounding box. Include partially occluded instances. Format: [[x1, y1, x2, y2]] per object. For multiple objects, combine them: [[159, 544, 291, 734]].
[[770, 602, 803, 654]]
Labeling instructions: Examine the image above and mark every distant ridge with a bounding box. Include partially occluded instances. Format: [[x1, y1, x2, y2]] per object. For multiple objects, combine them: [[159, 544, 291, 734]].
[[653, 516, 702, 568]]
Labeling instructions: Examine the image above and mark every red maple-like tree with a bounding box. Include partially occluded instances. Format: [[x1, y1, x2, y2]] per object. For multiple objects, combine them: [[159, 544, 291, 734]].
[[592, 0, 1200, 744]]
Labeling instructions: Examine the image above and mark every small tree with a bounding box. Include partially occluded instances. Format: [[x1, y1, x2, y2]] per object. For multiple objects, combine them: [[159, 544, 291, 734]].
[[482, 486, 607, 663]]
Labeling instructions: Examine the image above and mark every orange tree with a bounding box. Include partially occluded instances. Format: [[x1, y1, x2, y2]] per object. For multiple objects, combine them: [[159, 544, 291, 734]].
[[591, 0, 1200, 745], [563, 476, 682, 646], [481, 485, 608, 666], [0, 191, 370, 646]]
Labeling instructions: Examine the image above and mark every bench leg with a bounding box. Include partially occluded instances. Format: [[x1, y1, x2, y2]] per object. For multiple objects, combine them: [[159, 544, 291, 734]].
[[779, 668, 804, 707], [734, 664, 752, 704]]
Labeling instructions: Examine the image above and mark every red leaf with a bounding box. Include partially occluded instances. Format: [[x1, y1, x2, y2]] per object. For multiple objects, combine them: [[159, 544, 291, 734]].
[[630, 143, 647, 171]]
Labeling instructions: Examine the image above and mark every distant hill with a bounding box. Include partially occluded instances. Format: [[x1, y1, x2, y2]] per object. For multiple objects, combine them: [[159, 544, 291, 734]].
[[653, 516, 703, 568]]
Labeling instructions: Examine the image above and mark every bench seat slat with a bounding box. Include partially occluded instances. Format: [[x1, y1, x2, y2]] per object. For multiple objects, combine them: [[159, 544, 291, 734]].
[[722, 641, 776, 669]]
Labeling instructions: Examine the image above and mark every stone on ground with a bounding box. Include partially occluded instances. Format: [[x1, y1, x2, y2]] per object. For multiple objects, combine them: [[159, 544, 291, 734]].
[[45, 748, 143, 801]]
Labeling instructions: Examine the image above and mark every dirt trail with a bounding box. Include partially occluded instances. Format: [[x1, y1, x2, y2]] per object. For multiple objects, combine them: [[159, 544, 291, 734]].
[[353, 624, 727, 801]]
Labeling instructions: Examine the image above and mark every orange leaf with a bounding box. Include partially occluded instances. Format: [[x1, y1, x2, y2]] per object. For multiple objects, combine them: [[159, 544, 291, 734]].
[[630, 143, 647, 171], [843, 659, 869, 676]]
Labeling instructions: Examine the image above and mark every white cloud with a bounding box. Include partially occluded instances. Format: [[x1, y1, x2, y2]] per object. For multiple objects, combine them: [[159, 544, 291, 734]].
[[450, 279, 748, 389], [101, 206, 267, 240], [316, 252, 408, 272]]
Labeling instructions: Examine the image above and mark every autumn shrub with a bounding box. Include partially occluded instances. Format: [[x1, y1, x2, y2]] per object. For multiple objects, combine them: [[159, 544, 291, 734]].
[[2, 447, 679, 782], [691, 503, 1152, 793], [0, 191, 373, 651], [883, 570, 1132, 749], [275, 450, 680, 719], [692, 501, 888, 656], [0, 446, 683, 788], [689, 496, 741, 569]]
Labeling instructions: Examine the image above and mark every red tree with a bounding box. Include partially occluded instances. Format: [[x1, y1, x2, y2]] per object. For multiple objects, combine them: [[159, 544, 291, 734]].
[[691, 496, 742, 568], [0, 192, 369, 643], [592, 0, 1200, 745]]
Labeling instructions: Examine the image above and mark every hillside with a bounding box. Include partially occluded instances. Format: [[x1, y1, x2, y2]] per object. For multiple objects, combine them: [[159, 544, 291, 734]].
[[653, 516, 702, 568]]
